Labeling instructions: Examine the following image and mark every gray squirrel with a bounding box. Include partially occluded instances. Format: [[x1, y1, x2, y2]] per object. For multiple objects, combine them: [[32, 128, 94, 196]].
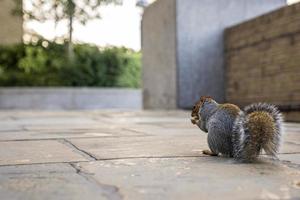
[[191, 96, 283, 162]]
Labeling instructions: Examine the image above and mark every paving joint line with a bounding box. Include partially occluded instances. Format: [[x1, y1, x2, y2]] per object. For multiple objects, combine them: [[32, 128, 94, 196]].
[[90, 153, 300, 161], [0, 135, 151, 142], [61, 139, 98, 161], [69, 163, 123, 200], [0, 160, 90, 167], [96, 155, 208, 161], [0, 154, 300, 168], [0, 155, 211, 167], [279, 160, 300, 170], [121, 128, 149, 135], [277, 152, 300, 154]]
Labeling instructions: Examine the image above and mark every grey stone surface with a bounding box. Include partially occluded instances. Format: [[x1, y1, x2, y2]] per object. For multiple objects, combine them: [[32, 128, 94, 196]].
[[0, 129, 146, 141], [0, 110, 299, 199], [142, 0, 286, 109], [0, 140, 88, 165], [0, 164, 113, 200], [68, 125, 300, 159], [0, 112, 146, 141], [69, 135, 207, 159], [279, 154, 300, 165], [126, 123, 201, 136], [78, 158, 300, 200], [0, 87, 142, 110]]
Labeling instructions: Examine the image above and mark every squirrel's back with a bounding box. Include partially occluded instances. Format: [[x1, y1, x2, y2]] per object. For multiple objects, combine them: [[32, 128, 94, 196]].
[[218, 103, 240, 117], [204, 103, 241, 156]]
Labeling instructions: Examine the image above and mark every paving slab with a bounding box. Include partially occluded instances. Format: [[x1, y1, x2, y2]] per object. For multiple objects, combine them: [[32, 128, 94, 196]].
[[125, 124, 202, 136], [279, 154, 300, 165], [0, 163, 115, 200], [68, 135, 208, 160], [15, 119, 112, 131], [0, 116, 99, 126], [0, 110, 99, 118], [0, 110, 298, 200], [284, 133, 300, 146], [0, 128, 147, 141], [0, 140, 88, 165], [78, 157, 300, 200], [68, 132, 300, 160], [101, 110, 189, 118], [100, 116, 187, 126], [99, 110, 189, 125], [280, 142, 300, 154], [280, 129, 300, 154]]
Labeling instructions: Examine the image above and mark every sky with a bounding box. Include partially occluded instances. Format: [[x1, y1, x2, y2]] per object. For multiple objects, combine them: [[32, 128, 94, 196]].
[[24, 0, 145, 51], [24, 0, 299, 51], [288, 0, 300, 4]]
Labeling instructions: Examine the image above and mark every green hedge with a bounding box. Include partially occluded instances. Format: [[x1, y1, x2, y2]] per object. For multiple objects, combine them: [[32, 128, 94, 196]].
[[0, 40, 141, 88]]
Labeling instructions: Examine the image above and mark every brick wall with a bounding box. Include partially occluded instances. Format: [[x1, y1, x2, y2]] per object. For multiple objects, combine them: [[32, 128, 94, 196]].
[[225, 2, 300, 113], [0, 0, 23, 44]]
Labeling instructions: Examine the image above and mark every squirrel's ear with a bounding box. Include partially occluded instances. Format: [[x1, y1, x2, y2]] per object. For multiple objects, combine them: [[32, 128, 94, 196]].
[[200, 96, 213, 102], [200, 96, 206, 102]]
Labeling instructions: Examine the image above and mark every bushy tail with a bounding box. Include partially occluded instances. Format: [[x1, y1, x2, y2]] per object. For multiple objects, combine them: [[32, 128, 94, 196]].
[[232, 103, 283, 162]]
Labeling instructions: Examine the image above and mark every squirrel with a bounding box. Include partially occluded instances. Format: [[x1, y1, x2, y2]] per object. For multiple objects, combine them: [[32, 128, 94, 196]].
[[191, 96, 283, 162]]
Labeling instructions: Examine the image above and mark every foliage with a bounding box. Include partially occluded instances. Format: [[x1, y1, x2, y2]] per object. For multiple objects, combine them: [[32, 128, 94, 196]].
[[0, 40, 141, 88], [14, 0, 120, 39], [19, 0, 119, 23], [13, 0, 121, 58]]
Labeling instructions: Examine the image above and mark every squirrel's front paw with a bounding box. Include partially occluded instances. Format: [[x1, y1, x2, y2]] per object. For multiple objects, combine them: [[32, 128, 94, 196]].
[[202, 150, 218, 156], [191, 117, 199, 125]]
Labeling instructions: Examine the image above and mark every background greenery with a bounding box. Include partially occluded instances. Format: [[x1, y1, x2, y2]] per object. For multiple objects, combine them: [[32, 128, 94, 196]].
[[0, 39, 141, 88]]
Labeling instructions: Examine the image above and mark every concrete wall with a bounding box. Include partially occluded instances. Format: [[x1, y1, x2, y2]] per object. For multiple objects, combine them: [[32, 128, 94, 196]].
[[176, 0, 286, 108], [0, 0, 23, 44], [0, 88, 142, 110], [142, 0, 177, 109], [142, 0, 286, 109], [225, 2, 300, 108]]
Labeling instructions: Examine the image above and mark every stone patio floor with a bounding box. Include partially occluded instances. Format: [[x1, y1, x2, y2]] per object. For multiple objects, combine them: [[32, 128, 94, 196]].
[[0, 110, 300, 200]]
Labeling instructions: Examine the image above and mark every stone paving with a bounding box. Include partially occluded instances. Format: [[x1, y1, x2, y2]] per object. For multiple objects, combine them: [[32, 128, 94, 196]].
[[0, 110, 300, 200]]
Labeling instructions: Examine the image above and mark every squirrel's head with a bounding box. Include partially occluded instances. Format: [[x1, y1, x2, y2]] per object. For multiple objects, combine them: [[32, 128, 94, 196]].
[[191, 96, 213, 124]]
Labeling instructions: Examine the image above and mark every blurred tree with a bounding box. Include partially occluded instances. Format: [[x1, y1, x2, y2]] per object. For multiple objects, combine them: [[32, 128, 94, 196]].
[[13, 0, 121, 59]]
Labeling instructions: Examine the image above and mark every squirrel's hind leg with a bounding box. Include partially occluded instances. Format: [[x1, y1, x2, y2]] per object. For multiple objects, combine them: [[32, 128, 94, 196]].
[[202, 150, 218, 156]]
